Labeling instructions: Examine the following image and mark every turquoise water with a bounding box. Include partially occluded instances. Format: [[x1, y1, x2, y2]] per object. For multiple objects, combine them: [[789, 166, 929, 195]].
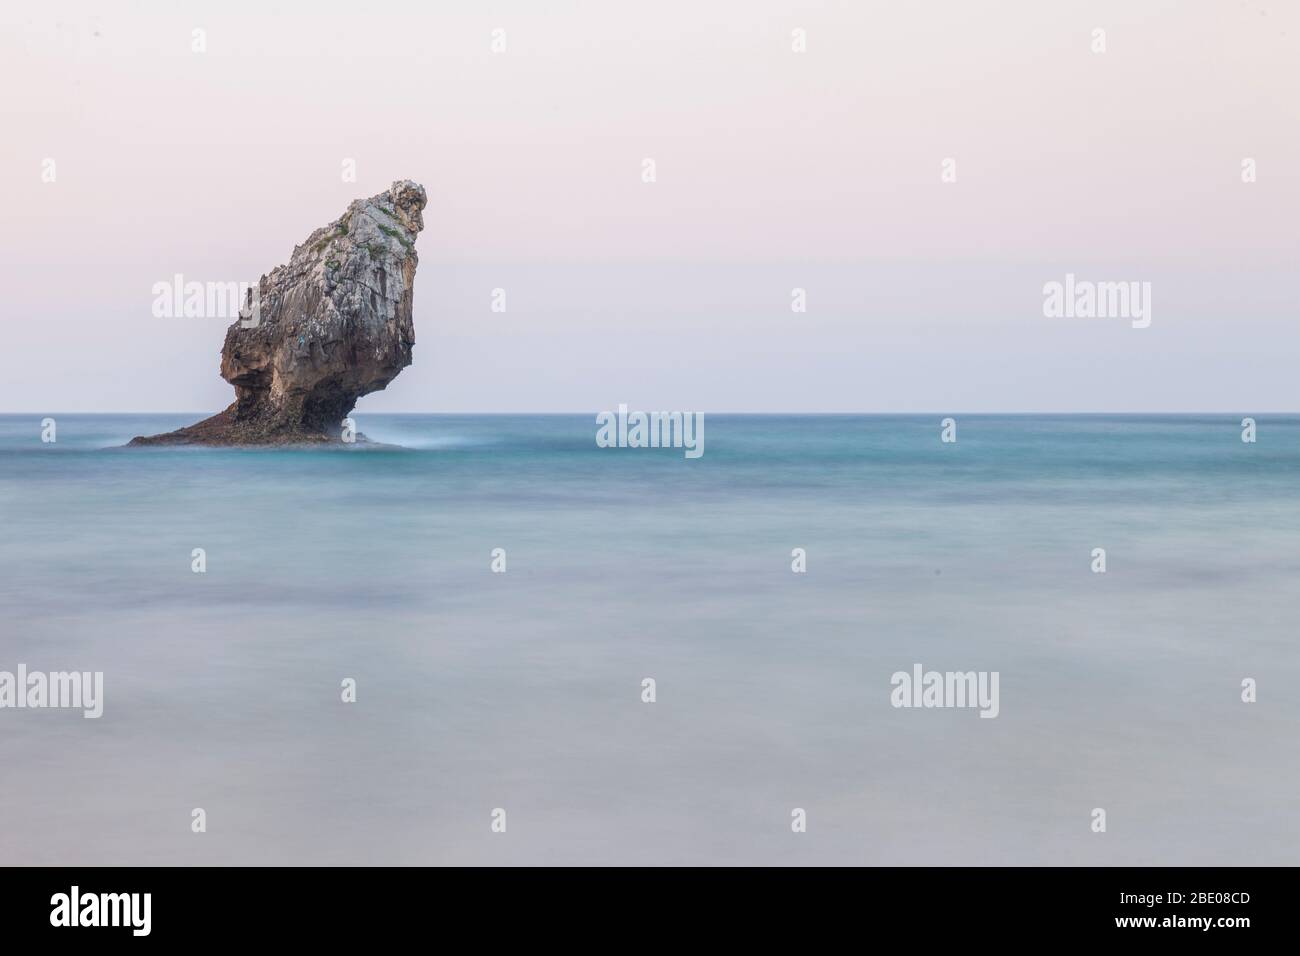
[[1, 414, 1297, 864]]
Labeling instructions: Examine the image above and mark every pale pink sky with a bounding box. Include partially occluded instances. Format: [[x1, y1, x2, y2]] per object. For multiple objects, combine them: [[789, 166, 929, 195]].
[[1, 0, 1297, 411]]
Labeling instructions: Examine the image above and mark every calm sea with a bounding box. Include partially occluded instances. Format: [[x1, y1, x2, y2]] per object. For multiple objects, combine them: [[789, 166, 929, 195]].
[[1, 414, 1297, 864]]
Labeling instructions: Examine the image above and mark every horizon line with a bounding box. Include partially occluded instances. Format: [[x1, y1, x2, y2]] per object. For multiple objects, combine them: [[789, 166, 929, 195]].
[[1, 411, 1291, 418]]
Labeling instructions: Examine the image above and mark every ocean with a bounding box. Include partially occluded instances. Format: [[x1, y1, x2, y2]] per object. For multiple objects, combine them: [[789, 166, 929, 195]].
[[1, 413, 1297, 865]]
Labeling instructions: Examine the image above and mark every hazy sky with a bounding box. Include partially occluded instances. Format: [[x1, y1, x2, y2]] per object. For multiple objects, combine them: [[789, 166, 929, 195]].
[[1, 0, 1296, 412]]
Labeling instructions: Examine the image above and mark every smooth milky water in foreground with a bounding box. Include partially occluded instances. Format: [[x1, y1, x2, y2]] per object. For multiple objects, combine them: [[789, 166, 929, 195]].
[[0, 414, 1297, 865]]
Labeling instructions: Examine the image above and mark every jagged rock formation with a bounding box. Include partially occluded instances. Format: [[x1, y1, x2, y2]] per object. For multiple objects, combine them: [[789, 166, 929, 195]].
[[131, 180, 427, 445]]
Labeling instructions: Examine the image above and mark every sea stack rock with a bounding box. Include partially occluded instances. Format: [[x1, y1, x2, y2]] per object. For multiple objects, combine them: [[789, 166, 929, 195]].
[[130, 179, 427, 445]]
